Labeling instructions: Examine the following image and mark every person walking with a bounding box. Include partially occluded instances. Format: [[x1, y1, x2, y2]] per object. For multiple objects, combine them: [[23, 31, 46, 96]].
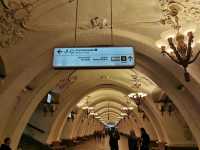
[[109, 128, 120, 150], [0, 137, 12, 150], [128, 130, 138, 150], [140, 128, 150, 150]]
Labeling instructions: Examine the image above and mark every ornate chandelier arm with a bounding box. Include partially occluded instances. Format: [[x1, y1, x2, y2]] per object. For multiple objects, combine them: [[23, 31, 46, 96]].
[[168, 38, 182, 63], [189, 50, 200, 64], [168, 38, 176, 50], [162, 51, 180, 64], [186, 32, 194, 62]]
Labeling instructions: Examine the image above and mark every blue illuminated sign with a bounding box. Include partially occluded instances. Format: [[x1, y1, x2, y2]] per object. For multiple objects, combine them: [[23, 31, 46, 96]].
[[53, 47, 134, 68]]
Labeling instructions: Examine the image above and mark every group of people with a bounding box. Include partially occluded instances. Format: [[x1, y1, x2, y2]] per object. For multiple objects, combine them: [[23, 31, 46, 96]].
[[0, 128, 150, 150], [0, 137, 12, 150], [128, 128, 150, 150], [94, 130, 106, 142], [109, 128, 150, 150]]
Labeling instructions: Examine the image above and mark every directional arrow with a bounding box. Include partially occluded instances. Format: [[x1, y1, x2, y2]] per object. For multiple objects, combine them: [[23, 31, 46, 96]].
[[57, 49, 63, 55], [128, 56, 133, 61]]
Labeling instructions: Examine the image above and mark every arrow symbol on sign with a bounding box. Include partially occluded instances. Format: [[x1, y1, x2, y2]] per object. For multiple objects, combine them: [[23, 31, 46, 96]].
[[128, 56, 133, 61], [57, 49, 63, 55]]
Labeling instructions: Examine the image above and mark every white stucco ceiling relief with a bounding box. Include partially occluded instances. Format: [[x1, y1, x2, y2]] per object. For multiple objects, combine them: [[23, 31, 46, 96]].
[[159, 0, 200, 24]]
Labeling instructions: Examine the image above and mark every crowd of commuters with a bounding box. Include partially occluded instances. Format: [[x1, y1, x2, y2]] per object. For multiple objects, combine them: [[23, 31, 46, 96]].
[[94, 130, 105, 142], [108, 127, 150, 150], [0, 128, 150, 150]]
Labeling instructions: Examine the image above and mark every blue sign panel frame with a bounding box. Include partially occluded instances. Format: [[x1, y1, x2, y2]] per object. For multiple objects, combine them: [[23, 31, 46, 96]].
[[53, 47, 135, 69]]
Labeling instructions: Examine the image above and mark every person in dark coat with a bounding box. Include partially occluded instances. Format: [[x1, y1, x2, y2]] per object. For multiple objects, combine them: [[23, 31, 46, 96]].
[[140, 128, 150, 150], [0, 137, 12, 150], [128, 130, 138, 150], [109, 128, 120, 150]]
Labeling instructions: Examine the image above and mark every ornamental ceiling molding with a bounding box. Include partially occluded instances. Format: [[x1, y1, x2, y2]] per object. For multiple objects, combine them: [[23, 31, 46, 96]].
[[159, 0, 200, 26], [0, 0, 40, 48]]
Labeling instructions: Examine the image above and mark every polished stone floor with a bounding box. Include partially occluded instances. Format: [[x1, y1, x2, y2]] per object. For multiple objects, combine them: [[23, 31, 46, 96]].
[[71, 136, 129, 150]]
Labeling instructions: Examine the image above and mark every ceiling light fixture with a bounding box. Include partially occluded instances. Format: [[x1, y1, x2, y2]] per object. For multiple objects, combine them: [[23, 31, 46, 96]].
[[121, 96, 135, 118], [128, 92, 147, 106], [117, 116, 124, 119], [156, 4, 200, 82], [89, 112, 98, 116], [81, 96, 95, 118], [95, 116, 101, 119], [120, 112, 128, 116]]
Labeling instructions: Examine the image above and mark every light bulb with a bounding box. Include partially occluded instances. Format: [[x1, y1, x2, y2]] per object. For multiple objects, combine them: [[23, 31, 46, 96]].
[[82, 106, 89, 110]]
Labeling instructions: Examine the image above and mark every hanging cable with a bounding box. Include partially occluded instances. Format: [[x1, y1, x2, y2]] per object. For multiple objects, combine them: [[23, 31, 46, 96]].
[[110, 0, 113, 45], [74, 0, 79, 46], [108, 103, 110, 121]]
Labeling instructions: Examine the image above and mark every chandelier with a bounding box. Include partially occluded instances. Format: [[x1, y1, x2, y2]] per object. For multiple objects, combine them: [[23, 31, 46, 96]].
[[95, 116, 101, 119], [81, 96, 94, 117], [121, 96, 134, 117], [122, 106, 134, 111], [120, 112, 128, 116], [156, 5, 200, 82], [117, 116, 124, 119], [128, 92, 147, 106], [130, 74, 142, 89]]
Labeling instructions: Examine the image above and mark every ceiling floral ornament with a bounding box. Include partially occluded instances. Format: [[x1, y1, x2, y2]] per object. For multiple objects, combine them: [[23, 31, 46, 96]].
[[158, 0, 200, 25], [0, 0, 38, 48]]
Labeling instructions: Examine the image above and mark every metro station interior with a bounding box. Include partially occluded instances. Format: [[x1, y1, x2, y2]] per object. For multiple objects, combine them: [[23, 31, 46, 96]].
[[1, 0, 200, 150]]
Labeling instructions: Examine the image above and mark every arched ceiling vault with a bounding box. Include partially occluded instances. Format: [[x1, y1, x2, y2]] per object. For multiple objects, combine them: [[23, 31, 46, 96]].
[[0, 50, 197, 148], [95, 105, 126, 114], [46, 53, 200, 146], [96, 107, 121, 115], [0, 39, 198, 149]]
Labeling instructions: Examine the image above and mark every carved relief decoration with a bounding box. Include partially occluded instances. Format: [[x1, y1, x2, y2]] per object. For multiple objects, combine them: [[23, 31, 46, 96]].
[[159, 0, 200, 26], [79, 17, 110, 31], [0, 0, 38, 48]]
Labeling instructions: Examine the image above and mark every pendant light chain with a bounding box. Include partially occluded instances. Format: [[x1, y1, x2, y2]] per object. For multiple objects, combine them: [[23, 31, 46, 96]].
[[108, 103, 110, 121], [110, 0, 113, 45], [74, 0, 79, 46]]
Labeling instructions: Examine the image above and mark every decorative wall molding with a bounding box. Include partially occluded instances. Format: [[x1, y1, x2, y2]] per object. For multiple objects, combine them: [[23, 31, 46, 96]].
[[0, 0, 38, 48]]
